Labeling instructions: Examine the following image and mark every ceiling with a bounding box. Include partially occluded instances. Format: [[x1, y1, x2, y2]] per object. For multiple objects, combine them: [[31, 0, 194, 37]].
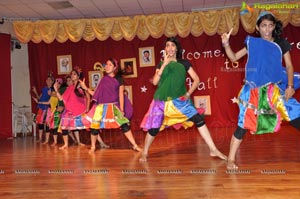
[[0, 0, 291, 21]]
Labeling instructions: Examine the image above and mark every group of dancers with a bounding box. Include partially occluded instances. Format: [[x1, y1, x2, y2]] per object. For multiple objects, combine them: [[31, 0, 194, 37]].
[[31, 11, 300, 169]]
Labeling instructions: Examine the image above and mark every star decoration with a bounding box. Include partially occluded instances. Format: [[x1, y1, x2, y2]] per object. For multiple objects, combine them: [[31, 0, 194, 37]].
[[231, 97, 239, 104], [141, 85, 147, 93]]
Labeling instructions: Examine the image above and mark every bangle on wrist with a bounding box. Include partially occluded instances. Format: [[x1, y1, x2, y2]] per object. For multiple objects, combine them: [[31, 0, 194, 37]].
[[222, 42, 230, 47], [185, 92, 190, 97], [287, 85, 294, 89]]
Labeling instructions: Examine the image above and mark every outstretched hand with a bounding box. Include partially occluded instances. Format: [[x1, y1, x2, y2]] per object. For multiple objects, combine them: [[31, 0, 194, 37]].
[[31, 86, 38, 96], [221, 28, 233, 44], [79, 78, 88, 90], [31, 86, 37, 93], [32, 96, 38, 103]]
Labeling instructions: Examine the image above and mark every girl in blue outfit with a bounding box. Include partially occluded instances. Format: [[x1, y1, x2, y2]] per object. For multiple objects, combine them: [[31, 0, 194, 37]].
[[31, 73, 54, 142], [221, 11, 300, 170]]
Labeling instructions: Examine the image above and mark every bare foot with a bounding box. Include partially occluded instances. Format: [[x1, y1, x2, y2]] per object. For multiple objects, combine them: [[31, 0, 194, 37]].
[[73, 141, 78, 146], [59, 145, 68, 150], [42, 141, 48, 145], [78, 142, 85, 147], [227, 160, 238, 170], [100, 143, 110, 149], [51, 142, 57, 147], [88, 147, 96, 154], [139, 153, 147, 162], [210, 149, 227, 160], [133, 144, 142, 152]]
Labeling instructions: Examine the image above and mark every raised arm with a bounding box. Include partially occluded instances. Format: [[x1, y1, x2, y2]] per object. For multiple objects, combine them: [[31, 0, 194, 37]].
[[153, 67, 164, 86], [84, 89, 91, 113], [79, 79, 95, 96], [53, 82, 63, 101], [221, 28, 247, 62], [31, 86, 41, 99], [152, 50, 176, 86]]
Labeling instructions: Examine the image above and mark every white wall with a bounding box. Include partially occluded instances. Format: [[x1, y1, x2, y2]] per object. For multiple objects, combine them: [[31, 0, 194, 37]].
[[11, 47, 32, 136], [1, 21, 31, 109], [11, 43, 31, 109], [1, 21, 31, 108], [1, 21, 31, 134]]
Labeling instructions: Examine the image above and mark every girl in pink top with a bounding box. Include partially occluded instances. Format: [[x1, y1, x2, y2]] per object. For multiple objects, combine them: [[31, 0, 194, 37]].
[[54, 68, 90, 150]]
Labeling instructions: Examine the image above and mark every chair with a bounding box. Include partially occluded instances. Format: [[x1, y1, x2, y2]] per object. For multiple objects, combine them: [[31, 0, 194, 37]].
[[22, 112, 36, 137], [13, 108, 36, 137]]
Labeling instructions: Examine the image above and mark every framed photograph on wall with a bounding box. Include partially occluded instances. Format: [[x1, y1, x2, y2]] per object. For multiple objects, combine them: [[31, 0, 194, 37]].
[[194, 95, 211, 115], [120, 58, 137, 78], [57, 55, 72, 75], [124, 85, 133, 104], [88, 71, 103, 90], [139, 46, 155, 67]]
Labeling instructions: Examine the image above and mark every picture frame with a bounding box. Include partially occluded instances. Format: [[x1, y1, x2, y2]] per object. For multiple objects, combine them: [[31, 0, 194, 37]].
[[120, 58, 137, 78], [194, 95, 211, 115], [93, 62, 105, 72], [88, 71, 103, 90], [139, 46, 155, 67], [124, 85, 133, 104], [57, 55, 72, 75]]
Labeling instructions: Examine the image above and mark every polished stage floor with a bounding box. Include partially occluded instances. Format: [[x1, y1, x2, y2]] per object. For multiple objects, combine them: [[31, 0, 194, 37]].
[[0, 125, 300, 199]]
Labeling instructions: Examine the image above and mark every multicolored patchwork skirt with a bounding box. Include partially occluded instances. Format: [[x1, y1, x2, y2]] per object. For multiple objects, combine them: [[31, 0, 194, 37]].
[[35, 108, 47, 124], [236, 83, 300, 134], [84, 103, 129, 129], [59, 110, 90, 131], [140, 97, 198, 131], [46, 109, 62, 129]]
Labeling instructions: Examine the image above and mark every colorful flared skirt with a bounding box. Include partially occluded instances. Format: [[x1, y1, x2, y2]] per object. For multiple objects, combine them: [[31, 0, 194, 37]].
[[236, 83, 300, 134], [140, 97, 198, 131], [59, 110, 90, 131], [46, 109, 62, 129], [84, 103, 129, 129], [35, 108, 47, 124]]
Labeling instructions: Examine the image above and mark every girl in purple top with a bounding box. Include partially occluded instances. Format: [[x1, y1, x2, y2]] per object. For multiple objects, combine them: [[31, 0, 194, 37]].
[[80, 58, 141, 153]]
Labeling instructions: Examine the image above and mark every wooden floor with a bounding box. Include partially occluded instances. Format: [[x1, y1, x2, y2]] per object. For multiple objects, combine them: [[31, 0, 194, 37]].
[[1, 126, 300, 199]]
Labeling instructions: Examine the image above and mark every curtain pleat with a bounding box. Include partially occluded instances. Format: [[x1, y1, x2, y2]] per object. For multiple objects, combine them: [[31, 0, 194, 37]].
[[13, 5, 300, 43]]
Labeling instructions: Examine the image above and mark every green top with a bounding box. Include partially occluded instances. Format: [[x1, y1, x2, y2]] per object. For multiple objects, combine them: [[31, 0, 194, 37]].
[[58, 86, 67, 107], [154, 61, 189, 101]]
